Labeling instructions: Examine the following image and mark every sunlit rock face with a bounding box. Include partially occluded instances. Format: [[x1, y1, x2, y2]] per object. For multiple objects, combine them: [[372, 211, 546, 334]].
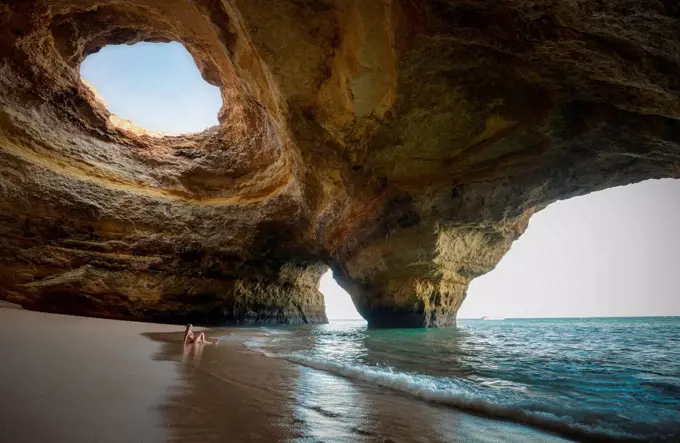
[[1, 0, 679, 327]]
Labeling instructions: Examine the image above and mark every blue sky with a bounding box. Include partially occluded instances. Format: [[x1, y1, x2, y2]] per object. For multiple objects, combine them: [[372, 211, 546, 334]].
[[80, 42, 221, 134], [81, 43, 680, 320]]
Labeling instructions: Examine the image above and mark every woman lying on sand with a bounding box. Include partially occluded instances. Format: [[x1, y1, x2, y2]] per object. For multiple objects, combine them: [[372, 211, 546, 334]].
[[183, 324, 218, 345]]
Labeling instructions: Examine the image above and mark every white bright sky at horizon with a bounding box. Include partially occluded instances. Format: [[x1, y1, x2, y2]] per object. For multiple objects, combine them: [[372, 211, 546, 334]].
[[81, 42, 680, 320]]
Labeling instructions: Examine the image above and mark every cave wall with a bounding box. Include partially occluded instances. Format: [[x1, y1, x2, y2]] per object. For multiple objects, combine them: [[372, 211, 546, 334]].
[[1, 0, 679, 327]]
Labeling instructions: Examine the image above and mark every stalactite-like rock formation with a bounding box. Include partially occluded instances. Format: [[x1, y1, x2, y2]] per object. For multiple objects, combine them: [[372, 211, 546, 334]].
[[1, 0, 679, 326]]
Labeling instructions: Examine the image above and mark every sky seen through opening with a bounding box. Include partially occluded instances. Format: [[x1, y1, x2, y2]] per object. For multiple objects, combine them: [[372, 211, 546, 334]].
[[80, 42, 222, 134], [80, 42, 680, 320]]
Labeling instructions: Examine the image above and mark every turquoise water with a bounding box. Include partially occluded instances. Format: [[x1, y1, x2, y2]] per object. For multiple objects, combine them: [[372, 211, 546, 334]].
[[245, 317, 680, 442]]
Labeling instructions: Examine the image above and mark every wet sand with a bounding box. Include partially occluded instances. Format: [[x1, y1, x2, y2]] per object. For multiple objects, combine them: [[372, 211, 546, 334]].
[[0, 306, 570, 442]]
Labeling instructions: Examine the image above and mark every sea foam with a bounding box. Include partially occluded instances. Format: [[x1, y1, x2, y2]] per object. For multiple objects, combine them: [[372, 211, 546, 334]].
[[244, 339, 648, 443]]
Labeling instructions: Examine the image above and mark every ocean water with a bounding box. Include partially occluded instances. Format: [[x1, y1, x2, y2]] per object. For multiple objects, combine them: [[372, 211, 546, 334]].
[[244, 317, 680, 442]]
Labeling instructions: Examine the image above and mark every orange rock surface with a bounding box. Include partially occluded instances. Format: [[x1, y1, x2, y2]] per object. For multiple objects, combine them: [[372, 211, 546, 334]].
[[1, 0, 679, 326]]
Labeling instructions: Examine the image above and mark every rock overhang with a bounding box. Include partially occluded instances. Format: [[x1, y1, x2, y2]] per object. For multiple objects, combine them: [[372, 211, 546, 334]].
[[1, 0, 679, 327]]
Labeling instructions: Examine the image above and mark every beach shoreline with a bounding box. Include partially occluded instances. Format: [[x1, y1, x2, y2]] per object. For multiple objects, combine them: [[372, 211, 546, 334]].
[[0, 305, 569, 443]]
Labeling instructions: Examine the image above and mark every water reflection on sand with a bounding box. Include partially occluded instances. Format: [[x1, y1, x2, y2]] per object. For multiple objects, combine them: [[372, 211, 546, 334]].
[[146, 329, 569, 443], [0, 308, 567, 443]]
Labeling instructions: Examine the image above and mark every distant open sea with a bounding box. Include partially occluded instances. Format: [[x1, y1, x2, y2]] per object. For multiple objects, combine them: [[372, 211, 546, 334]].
[[244, 317, 680, 442]]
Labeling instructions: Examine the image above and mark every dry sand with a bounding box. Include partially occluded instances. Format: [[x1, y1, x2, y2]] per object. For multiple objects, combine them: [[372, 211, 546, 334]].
[[0, 305, 569, 443], [0, 306, 296, 443]]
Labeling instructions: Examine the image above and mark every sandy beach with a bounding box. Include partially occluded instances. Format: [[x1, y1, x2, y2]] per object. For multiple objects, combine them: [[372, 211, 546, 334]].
[[0, 304, 569, 443]]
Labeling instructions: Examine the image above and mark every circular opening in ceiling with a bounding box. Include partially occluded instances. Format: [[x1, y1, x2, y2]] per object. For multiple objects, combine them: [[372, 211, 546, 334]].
[[80, 42, 222, 136]]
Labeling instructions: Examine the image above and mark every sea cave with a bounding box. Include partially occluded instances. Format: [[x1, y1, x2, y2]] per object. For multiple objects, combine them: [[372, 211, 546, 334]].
[[1, 0, 679, 328]]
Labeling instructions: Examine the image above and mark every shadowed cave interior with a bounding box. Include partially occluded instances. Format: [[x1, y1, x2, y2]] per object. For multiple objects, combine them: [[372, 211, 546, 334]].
[[1, 0, 679, 327]]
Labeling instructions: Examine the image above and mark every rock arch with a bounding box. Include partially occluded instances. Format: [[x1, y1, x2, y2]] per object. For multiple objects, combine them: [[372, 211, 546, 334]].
[[1, 0, 679, 327]]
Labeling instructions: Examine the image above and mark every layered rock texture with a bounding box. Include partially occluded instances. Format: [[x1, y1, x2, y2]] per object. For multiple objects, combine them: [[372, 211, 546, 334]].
[[1, 0, 679, 327]]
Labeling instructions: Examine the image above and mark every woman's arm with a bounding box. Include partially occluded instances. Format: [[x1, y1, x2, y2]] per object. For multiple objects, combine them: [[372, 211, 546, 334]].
[[183, 327, 190, 345]]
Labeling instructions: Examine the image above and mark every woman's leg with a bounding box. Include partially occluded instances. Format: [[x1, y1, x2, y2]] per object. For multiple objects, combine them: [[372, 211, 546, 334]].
[[197, 332, 206, 344]]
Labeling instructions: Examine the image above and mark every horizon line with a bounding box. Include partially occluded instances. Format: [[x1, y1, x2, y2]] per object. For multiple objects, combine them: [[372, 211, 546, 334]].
[[329, 315, 680, 321], [458, 315, 680, 319]]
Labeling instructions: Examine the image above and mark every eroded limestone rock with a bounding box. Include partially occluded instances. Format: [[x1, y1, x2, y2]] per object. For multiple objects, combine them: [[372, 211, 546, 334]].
[[1, 0, 679, 326]]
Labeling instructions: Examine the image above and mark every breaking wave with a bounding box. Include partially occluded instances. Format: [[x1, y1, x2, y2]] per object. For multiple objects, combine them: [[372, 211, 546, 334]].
[[241, 319, 680, 443], [242, 342, 655, 442]]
